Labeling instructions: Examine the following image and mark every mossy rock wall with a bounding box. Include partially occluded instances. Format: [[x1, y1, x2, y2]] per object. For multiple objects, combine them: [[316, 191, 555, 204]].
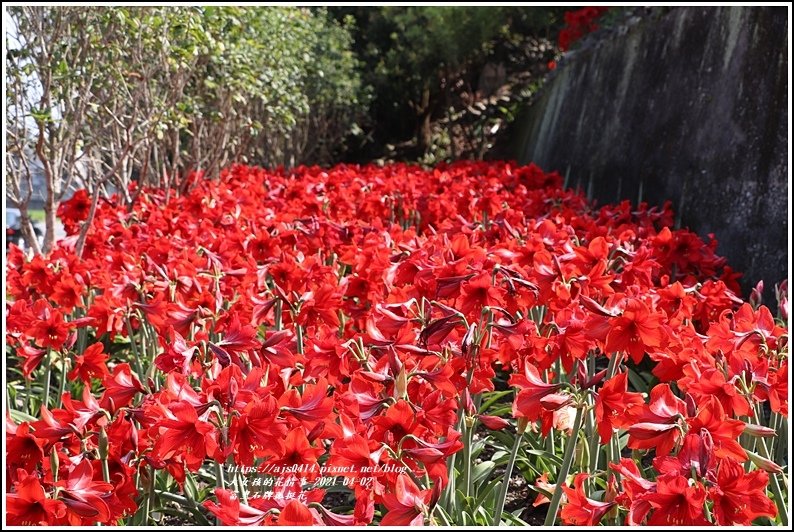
[[517, 7, 788, 299]]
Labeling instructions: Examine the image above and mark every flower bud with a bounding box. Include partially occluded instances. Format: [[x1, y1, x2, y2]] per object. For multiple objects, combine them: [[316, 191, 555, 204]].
[[746, 449, 784, 474], [478, 415, 510, 431], [742, 423, 777, 438], [540, 393, 573, 411]]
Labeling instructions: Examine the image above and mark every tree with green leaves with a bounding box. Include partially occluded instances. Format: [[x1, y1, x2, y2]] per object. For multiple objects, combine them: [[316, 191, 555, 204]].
[[331, 6, 566, 159], [5, 6, 366, 255]]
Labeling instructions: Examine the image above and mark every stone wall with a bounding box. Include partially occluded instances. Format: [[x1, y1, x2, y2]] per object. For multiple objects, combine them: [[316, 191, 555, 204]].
[[516, 6, 788, 300]]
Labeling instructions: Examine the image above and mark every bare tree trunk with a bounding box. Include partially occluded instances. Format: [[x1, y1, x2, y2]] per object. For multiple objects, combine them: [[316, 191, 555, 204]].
[[74, 182, 101, 258], [34, 126, 57, 255], [415, 85, 433, 155], [13, 203, 42, 255]]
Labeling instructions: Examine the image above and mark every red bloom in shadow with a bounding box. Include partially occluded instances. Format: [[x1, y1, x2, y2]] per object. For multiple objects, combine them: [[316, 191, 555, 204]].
[[510, 362, 562, 422]]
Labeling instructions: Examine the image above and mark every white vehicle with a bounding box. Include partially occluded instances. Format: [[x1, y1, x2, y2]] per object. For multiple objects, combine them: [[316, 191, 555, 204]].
[[5, 208, 43, 251]]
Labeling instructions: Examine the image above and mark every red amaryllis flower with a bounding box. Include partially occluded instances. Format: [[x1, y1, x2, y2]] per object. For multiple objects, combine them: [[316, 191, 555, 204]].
[[266, 428, 324, 474], [605, 299, 665, 363], [372, 399, 418, 445], [155, 328, 200, 375], [280, 378, 334, 423], [50, 273, 84, 311], [31, 406, 79, 450], [229, 396, 287, 466], [57, 460, 115, 525], [297, 284, 342, 328], [561, 473, 617, 525], [61, 387, 106, 431], [326, 434, 383, 474], [6, 469, 67, 525], [203, 488, 270, 526], [681, 365, 751, 417], [709, 457, 776, 525], [277, 500, 315, 526], [655, 430, 714, 478], [610, 458, 655, 525], [67, 342, 109, 382], [17, 344, 47, 379], [29, 301, 70, 350], [152, 401, 218, 471], [532, 472, 555, 507], [313, 503, 358, 526], [401, 429, 463, 466], [57, 188, 92, 233], [510, 362, 562, 421], [456, 272, 505, 316], [686, 395, 747, 462], [100, 363, 144, 412], [19, 254, 53, 292], [214, 315, 261, 365], [594, 371, 645, 443], [640, 474, 709, 526], [627, 383, 686, 456], [380, 474, 433, 526], [6, 421, 45, 474]]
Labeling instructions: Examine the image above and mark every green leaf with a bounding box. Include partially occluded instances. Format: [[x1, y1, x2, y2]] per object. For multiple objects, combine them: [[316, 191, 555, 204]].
[[472, 460, 495, 486], [8, 409, 37, 423]]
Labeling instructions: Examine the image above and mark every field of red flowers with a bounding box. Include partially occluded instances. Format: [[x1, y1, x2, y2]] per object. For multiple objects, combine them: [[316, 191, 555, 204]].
[[4, 161, 789, 526]]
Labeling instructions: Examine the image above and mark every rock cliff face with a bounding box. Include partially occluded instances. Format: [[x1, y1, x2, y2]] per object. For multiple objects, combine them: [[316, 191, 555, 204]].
[[516, 7, 788, 299]]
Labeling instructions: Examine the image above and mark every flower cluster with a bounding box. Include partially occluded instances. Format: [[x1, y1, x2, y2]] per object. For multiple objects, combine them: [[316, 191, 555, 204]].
[[558, 7, 609, 51], [5, 160, 788, 526]]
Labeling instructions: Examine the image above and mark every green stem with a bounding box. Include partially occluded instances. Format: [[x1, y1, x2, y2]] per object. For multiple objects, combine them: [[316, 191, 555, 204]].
[[274, 298, 283, 331], [768, 411, 778, 457], [125, 317, 145, 379], [56, 356, 67, 408], [25, 377, 32, 415], [586, 410, 600, 478], [492, 426, 525, 525], [296, 324, 304, 355], [443, 451, 457, 515], [143, 467, 155, 526], [42, 349, 52, 409], [214, 461, 226, 525], [775, 415, 786, 468], [752, 411, 788, 525], [464, 417, 473, 499], [101, 455, 111, 484], [546, 426, 555, 454], [461, 365, 475, 502], [544, 407, 584, 526], [605, 350, 622, 379]]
